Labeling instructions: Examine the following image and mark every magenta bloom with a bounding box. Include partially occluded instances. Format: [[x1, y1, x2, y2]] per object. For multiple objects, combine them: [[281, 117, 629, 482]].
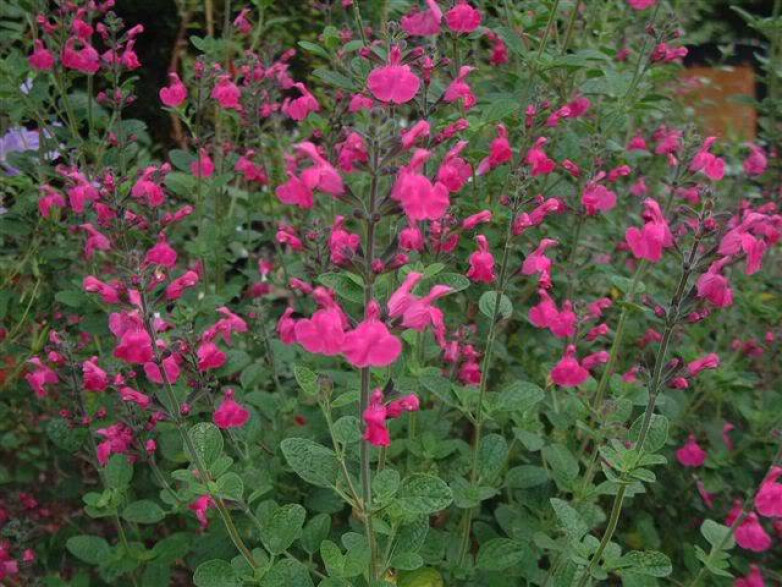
[[144, 356, 181, 385], [342, 301, 402, 368], [401, 0, 443, 36], [735, 565, 766, 587], [83, 357, 109, 392], [29, 40, 55, 71], [696, 258, 734, 307], [582, 181, 617, 215], [83, 276, 121, 304], [191, 149, 215, 178], [743, 143, 768, 176], [445, 0, 482, 33], [214, 389, 251, 429], [114, 329, 154, 365], [295, 307, 346, 357], [276, 173, 314, 209], [197, 341, 226, 371], [329, 216, 361, 266], [363, 389, 420, 447], [119, 386, 152, 409], [211, 75, 241, 110], [296, 142, 345, 197], [625, 198, 674, 262], [96, 423, 134, 466], [689, 137, 726, 181], [282, 82, 320, 121], [675, 434, 707, 467], [522, 238, 558, 287], [144, 233, 178, 268], [401, 120, 431, 150], [189, 495, 215, 528], [392, 149, 450, 221], [477, 124, 512, 175], [367, 46, 421, 104], [627, 0, 656, 9], [159, 72, 187, 107], [551, 345, 589, 387], [735, 513, 772, 552], [387, 272, 452, 346], [525, 137, 556, 176], [687, 353, 720, 377], [437, 141, 472, 192], [444, 66, 476, 110], [166, 270, 200, 300], [466, 235, 496, 283], [756, 466, 782, 518], [25, 357, 59, 398]]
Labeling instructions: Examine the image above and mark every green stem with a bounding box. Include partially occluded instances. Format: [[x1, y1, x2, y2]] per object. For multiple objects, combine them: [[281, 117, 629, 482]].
[[577, 237, 701, 586], [458, 207, 516, 565]]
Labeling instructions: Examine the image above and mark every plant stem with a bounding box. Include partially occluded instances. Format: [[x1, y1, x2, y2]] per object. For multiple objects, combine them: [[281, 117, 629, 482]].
[[577, 236, 701, 586], [457, 207, 516, 565]]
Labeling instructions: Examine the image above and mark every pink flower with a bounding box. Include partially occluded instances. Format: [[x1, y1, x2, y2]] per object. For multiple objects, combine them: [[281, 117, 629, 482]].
[[444, 66, 476, 109], [282, 83, 320, 121], [466, 235, 496, 283], [144, 356, 181, 384], [38, 186, 66, 218], [625, 198, 674, 262], [131, 167, 166, 207], [688, 353, 720, 377], [529, 290, 576, 338], [676, 434, 707, 467], [551, 345, 590, 387], [295, 301, 347, 357], [582, 180, 617, 215], [114, 329, 154, 364], [401, 0, 443, 36], [525, 137, 555, 176], [401, 120, 431, 150], [214, 389, 251, 429], [689, 137, 726, 181], [159, 72, 187, 107], [363, 389, 420, 447], [96, 423, 134, 466], [29, 40, 55, 71], [296, 142, 345, 196], [744, 143, 768, 176], [144, 233, 178, 268], [628, 0, 656, 9], [83, 276, 121, 304], [233, 8, 252, 34], [83, 357, 108, 392], [25, 357, 58, 398], [756, 466, 782, 518], [166, 270, 200, 300], [736, 513, 772, 552], [197, 341, 226, 371], [696, 257, 733, 307], [628, 135, 648, 151], [329, 216, 361, 265], [202, 307, 248, 345], [437, 141, 472, 192], [445, 0, 482, 33], [522, 238, 558, 287], [582, 351, 610, 370], [735, 565, 766, 587], [235, 151, 268, 183], [367, 46, 421, 104], [489, 34, 509, 65], [62, 38, 100, 74], [276, 173, 314, 208], [722, 422, 736, 451], [119, 386, 152, 409], [392, 150, 450, 221], [277, 307, 297, 344], [342, 301, 402, 368], [462, 210, 492, 230], [400, 223, 425, 251], [477, 125, 512, 175], [189, 495, 215, 528], [349, 93, 374, 112], [80, 223, 111, 259], [387, 272, 452, 346], [191, 149, 214, 178], [336, 132, 369, 172]]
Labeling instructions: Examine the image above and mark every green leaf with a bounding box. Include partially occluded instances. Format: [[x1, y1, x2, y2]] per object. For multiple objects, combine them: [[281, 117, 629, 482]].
[[293, 364, 319, 397], [193, 559, 241, 587], [620, 551, 673, 578], [297, 41, 330, 59], [259, 559, 314, 587], [105, 454, 133, 489], [46, 417, 86, 452], [506, 465, 548, 489], [300, 513, 331, 555], [493, 381, 545, 414], [66, 535, 111, 565], [332, 416, 362, 445], [481, 98, 521, 123], [390, 552, 424, 571], [313, 67, 357, 91], [281, 438, 340, 488], [396, 474, 453, 515], [122, 500, 165, 524], [321, 540, 345, 577], [188, 423, 224, 467], [373, 469, 401, 502], [700, 520, 736, 550], [477, 434, 508, 483], [550, 498, 589, 543], [629, 413, 668, 453], [478, 291, 513, 321], [318, 273, 364, 303], [421, 272, 470, 293], [216, 472, 244, 501], [542, 444, 579, 484], [261, 504, 306, 555], [476, 538, 527, 571]]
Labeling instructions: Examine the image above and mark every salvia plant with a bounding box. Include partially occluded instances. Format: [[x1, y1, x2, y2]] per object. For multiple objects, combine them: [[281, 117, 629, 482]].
[[0, 0, 781, 585]]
